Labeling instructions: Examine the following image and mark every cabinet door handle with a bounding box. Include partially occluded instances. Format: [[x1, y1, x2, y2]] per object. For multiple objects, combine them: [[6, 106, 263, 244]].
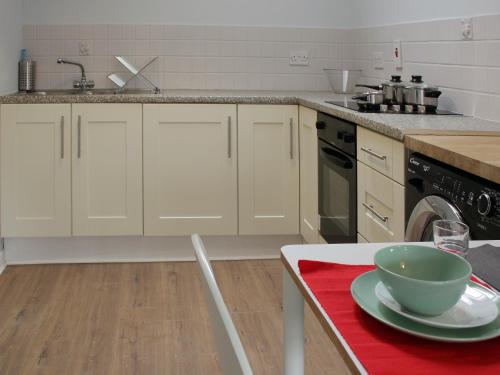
[[227, 116, 232, 159], [77, 115, 82, 159], [289, 118, 294, 159], [60, 116, 64, 159], [363, 202, 389, 223], [361, 147, 387, 160]]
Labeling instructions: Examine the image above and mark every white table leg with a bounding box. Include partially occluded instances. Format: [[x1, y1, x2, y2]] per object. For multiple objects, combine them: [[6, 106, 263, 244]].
[[283, 270, 304, 375]]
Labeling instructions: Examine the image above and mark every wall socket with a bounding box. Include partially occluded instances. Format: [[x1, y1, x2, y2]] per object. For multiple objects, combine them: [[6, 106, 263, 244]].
[[289, 50, 309, 66], [461, 18, 473, 40], [79, 41, 92, 56]]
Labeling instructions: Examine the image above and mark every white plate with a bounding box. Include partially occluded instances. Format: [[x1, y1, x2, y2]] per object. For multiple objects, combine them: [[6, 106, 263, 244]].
[[375, 281, 499, 329]]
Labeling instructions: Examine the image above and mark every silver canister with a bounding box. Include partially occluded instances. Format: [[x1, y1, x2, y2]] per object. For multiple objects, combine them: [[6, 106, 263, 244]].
[[18, 60, 36, 92]]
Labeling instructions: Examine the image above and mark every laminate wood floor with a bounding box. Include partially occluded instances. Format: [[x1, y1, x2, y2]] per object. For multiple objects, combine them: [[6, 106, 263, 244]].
[[0, 260, 350, 375]]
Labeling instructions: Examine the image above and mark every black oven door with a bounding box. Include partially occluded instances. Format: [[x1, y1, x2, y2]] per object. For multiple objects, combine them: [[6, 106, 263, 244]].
[[318, 139, 357, 243]]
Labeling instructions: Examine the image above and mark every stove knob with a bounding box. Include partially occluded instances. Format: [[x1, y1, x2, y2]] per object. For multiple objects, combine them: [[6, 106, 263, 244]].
[[477, 193, 492, 216], [316, 121, 326, 130]]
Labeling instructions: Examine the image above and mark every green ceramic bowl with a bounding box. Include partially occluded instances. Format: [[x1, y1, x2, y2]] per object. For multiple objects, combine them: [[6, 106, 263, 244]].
[[374, 245, 472, 316]]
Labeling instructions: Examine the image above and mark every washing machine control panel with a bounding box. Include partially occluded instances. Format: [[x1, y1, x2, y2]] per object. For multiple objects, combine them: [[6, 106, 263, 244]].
[[407, 153, 500, 238]]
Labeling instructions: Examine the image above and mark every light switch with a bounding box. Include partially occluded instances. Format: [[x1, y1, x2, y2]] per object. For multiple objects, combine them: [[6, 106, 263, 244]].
[[392, 40, 403, 69]]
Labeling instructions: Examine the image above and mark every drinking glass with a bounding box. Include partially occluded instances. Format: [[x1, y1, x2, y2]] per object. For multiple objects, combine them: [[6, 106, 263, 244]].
[[433, 220, 470, 257]]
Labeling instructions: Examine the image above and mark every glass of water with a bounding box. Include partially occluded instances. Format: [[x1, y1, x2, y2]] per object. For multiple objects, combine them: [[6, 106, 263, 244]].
[[433, 220, 470, 257]]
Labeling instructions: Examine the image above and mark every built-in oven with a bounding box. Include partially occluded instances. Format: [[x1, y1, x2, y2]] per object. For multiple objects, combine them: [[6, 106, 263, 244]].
[[317, 112, 357, 243]]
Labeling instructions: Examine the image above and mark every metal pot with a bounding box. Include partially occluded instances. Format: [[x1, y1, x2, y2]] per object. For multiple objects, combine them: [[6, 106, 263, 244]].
[[403, 75, 442, 108], [352, 91, 384, 105], [356, 75, 404, 105]]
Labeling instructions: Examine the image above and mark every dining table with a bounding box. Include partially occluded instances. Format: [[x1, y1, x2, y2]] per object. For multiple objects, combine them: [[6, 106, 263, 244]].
[[280, 240, 500, 375]]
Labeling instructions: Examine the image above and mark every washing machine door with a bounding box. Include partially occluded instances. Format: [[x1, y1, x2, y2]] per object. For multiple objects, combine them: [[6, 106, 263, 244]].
[[405, 196, 463, 242]]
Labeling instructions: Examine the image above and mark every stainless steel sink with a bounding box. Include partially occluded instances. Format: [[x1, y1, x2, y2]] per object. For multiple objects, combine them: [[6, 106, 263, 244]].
[[18, 88, 161, 96]]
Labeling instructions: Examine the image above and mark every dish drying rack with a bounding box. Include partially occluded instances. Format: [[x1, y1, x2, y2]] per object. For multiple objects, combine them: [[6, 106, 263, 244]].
[[108, 56, 160, 93]]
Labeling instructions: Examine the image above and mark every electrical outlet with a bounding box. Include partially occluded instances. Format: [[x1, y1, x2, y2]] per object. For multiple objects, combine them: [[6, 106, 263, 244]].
[[289, 50, 309, 66], [392, 40, 403, 69], [373, 51, 384, 70], [461, 18, 473, 40], [79, 41, 92, 56]]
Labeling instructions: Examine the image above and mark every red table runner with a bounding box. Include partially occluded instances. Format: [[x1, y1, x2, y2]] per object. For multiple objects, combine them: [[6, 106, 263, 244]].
[[298, 260, 500, 375]]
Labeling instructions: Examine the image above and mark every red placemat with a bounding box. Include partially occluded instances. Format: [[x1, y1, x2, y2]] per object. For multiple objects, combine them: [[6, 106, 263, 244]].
[[298, 260, 500, 375]]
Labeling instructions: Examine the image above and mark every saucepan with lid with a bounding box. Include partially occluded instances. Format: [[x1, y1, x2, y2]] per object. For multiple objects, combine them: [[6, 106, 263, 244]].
[[403, 75, 442, 109], [356, 75, 405, 105]]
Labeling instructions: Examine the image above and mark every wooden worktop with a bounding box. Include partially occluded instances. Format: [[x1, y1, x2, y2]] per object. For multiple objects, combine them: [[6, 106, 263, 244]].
[[405, 134, 500, 185]]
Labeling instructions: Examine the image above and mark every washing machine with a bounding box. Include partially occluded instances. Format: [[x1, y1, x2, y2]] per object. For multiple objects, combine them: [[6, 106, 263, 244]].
[[405, 152, 500, 241]]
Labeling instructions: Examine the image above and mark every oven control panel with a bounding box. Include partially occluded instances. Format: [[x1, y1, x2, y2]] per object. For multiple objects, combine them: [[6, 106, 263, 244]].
[[316, 112, 356, 158], [407, 153, 500, 237]]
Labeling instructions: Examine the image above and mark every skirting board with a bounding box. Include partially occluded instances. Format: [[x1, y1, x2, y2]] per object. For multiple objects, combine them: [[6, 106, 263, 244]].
[[4, 235, 304, 265]]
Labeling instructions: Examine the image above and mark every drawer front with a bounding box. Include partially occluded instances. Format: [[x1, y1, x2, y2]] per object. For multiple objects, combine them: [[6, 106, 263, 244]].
[[357, 162, 405, 243], [357, 233, 369, 243], [357, 127, 404, 184]]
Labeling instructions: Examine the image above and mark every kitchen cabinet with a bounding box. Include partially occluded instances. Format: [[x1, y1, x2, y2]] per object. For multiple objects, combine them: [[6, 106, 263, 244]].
[[357, 233, 368, 243], [72, 104, 143, 235], [357, 162, 405, 243], [1, 104, 71, 237], [357, 127, 405, 185], [299, 106, 319, 243], [238, 105, 299, 235], [143, 104, 238, 235]]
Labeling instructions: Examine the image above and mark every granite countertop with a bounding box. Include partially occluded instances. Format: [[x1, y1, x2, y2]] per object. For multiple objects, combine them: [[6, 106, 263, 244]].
[[2, 90, 500, 141]]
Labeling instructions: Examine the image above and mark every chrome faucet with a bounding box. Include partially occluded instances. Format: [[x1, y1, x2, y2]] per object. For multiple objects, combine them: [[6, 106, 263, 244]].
[[56, 58, 95, 90]]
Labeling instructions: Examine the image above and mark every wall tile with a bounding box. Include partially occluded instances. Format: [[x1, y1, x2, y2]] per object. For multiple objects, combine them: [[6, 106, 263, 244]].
[[135, 25, 150, 40], [21, 13, 500, 117]]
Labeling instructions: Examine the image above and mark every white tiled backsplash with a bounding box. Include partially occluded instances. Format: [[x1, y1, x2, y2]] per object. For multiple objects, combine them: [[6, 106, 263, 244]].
[[23, 24, 349, 91], [23, 14, 500, 122], [347, 14, 500, 121]]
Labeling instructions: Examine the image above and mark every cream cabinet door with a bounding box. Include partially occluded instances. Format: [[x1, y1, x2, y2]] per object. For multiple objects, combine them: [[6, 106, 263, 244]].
[[299, 106, 319, 243], [143, 104, 238, 235], [1, 104, 71, 237], [72, 104, 143, 236], [357, 162, 405, 243], [238, 105, 299, 235]]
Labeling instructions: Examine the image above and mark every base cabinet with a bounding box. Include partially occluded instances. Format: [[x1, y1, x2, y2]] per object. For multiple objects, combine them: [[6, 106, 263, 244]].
[[238, 105, 299, 235], [1, 104, 72, 237], [299, 106, 319, 244], [357, 162, 405, 243], [72, 104, 143, 236], [143, 104, 238, 235], [2, 103, 311, 239], [357, 233, 368, 243]]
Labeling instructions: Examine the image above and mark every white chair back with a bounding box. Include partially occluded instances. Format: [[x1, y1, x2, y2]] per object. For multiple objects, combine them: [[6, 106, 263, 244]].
[[191, 234, 253, 375]]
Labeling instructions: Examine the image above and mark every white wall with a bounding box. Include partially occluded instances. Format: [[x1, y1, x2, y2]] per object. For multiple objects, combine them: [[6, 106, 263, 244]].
[[0, 0, 23, 94], [22, 0, 352, 28], [350, 0, 500, 27]]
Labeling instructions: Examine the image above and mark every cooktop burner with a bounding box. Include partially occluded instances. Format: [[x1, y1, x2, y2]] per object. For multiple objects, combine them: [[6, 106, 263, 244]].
[[326, 101, 460, 115]]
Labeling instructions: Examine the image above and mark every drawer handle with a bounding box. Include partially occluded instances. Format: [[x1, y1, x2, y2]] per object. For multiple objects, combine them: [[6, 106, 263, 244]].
[[363, 203, 389, 223], [77, 115, 82, 159], [361, 147, 387, 161], [227, 116, 232, 159], [60, 116, 64, 159]]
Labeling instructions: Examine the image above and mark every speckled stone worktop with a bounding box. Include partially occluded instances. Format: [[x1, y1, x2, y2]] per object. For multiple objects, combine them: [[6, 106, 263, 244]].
[[2, 90, 500, 141]]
